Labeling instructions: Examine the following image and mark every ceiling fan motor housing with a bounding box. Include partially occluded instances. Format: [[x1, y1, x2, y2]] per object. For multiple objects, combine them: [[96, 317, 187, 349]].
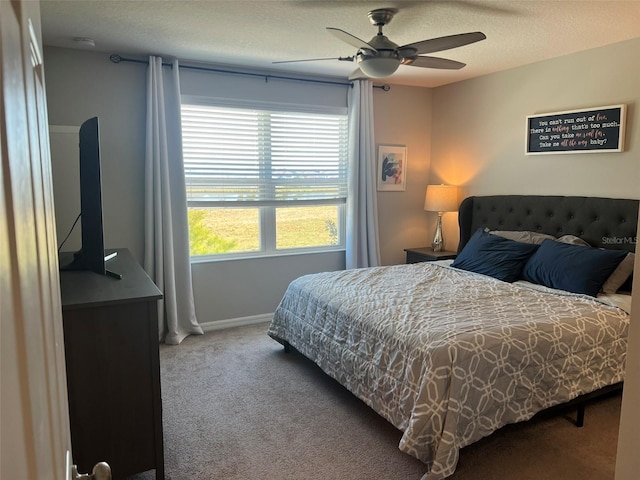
[[368, 8, 397, 27]]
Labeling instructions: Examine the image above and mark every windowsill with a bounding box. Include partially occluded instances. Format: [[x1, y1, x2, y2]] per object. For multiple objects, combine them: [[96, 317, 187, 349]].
[[190, 247, 345, 264]]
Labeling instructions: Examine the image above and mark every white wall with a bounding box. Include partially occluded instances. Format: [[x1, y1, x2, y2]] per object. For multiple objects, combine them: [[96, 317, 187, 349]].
[[430, 37, 640, 251], [49, 126, 81, 251], [374, 85, 433, 265], [45, 47, 147, 260]]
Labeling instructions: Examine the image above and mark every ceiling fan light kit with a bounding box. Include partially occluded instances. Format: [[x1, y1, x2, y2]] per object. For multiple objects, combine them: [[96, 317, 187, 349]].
[[275, 7, 486, 80], [358, 53, 401, 78]]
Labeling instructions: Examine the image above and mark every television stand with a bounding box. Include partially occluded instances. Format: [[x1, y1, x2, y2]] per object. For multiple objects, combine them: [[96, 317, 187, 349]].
[[59, 248, 164, 479]]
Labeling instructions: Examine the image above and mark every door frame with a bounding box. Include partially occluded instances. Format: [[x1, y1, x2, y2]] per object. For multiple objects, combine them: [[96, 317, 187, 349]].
[[1, 1, 72, 479]]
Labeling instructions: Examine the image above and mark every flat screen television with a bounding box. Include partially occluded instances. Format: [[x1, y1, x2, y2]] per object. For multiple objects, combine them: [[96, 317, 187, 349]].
[[59, 117, 120, 279]]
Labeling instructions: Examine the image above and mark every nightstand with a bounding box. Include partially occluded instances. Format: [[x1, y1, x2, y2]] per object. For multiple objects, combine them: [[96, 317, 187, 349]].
[[404, 247, 457, 264]]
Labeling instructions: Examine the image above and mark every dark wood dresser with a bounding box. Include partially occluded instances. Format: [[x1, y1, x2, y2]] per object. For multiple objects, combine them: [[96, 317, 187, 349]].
[[59, 248, 164, 479]]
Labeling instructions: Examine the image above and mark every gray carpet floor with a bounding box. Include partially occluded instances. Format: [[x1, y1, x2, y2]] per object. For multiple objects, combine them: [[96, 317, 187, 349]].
[[128, 322, 621, 480]]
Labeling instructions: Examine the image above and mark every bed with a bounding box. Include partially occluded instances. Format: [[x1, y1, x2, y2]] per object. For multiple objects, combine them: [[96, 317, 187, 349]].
[[267, 195, 638, 480]]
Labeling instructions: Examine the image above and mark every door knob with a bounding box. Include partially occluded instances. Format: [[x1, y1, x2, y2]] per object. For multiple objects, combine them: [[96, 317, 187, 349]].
[[72, 462, 112, 480]]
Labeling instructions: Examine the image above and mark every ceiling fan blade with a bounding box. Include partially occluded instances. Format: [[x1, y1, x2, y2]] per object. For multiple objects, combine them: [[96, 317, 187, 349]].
[[273, 56, 354, 64], [401, 31, 486, 55], [327, 27, 377, 52], [348, 68, 369, 81], [406, 56, 466, 70]]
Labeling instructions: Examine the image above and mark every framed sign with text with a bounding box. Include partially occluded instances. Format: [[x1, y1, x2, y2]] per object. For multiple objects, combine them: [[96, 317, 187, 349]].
[[526, 104, 626, 155]]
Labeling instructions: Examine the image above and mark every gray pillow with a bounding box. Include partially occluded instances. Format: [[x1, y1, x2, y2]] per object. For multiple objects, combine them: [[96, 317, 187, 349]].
[[488, 229, 555, 245], [556, 234, 591, 247], [602, 252, 635, 294]]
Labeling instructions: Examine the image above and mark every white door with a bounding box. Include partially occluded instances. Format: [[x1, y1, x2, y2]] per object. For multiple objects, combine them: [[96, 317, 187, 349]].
[[1, 1, 72, 478]]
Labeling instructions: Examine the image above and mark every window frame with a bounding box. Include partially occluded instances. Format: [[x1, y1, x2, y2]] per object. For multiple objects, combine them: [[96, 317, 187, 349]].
[[181, 95, 348, 262]]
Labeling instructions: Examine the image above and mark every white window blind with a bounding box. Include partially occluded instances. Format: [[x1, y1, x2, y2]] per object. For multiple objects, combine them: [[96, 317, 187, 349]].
[[181, 103, 348, 207]]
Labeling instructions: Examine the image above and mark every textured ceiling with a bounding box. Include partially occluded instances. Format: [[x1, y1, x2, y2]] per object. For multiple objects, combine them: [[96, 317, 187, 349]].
[[40, 0, 640, 88]]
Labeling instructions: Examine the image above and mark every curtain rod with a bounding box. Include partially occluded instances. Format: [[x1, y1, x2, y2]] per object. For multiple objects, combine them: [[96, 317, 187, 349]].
[[109, 54, 390, 90]]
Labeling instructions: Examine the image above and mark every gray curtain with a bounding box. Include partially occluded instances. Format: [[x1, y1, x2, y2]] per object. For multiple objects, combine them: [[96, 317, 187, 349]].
[[346, 79, 381, 269], [145, 56, 203, 344]]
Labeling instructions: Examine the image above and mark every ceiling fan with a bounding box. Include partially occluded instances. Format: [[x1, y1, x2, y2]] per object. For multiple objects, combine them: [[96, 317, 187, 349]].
[[274, 8, 486, 80]]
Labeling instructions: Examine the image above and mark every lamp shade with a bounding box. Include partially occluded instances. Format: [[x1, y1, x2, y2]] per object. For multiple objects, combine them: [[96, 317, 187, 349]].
[[424, 185, 459, 213]]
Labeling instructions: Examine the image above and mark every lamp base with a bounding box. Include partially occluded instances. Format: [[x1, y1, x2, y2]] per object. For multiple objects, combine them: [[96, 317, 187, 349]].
[[432, 213, 444, 252]]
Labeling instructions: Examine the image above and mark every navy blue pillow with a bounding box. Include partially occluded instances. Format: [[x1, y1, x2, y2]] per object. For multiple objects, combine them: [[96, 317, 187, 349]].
[[451, 228, 540, 282], [522, 239, 627, 297]]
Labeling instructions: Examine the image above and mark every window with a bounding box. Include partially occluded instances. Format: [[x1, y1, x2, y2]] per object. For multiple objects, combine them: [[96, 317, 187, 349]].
[[181, 97, 348, 259]]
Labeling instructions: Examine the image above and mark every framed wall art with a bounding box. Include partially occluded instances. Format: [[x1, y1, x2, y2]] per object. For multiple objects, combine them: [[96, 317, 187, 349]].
[[526, 104, 626, 155], [377, 145, 407, 191]]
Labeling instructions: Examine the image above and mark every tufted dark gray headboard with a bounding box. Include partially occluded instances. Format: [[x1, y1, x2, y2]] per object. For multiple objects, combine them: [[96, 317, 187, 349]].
[[458, 195, 639, 254]]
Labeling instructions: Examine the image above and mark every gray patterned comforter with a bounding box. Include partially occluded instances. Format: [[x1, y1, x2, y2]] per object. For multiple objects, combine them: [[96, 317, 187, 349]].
[[267, 262, 629, 480]]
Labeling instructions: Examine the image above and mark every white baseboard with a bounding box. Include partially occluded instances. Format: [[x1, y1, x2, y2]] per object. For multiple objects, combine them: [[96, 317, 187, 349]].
[[199, 313, 273, 332]]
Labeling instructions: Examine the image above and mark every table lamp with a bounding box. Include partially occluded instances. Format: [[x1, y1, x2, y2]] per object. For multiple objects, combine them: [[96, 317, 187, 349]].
[[424, 184, 459, 252]]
